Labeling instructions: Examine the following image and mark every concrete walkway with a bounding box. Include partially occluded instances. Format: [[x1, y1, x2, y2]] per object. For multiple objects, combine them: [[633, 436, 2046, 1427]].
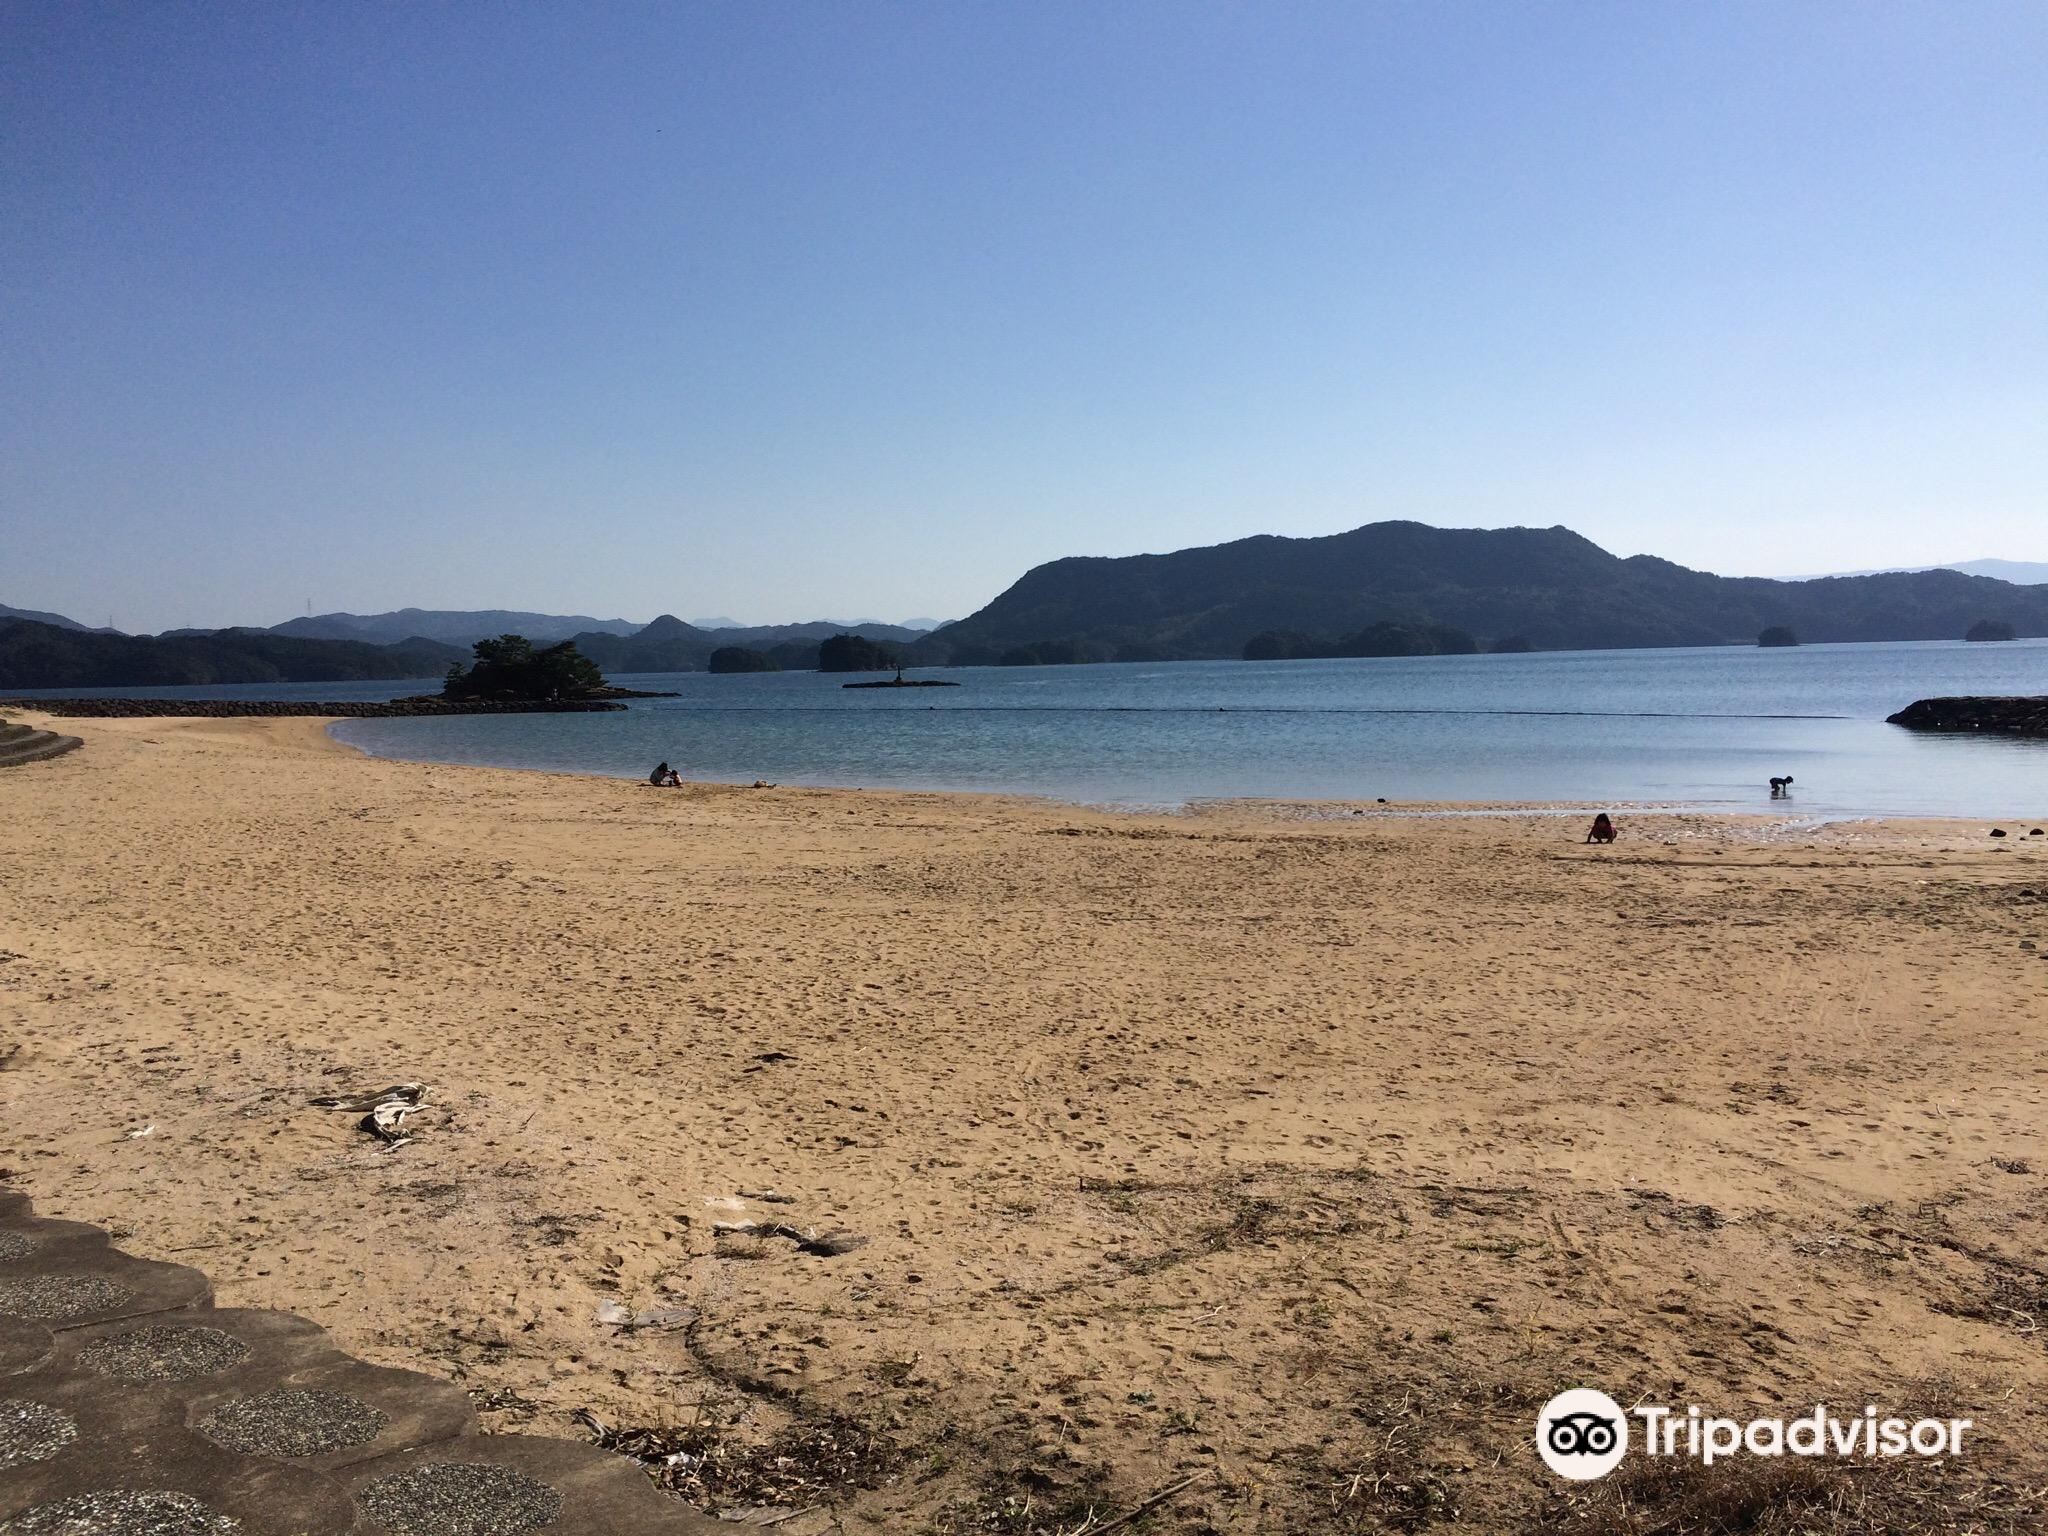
[[0, 1189, 724, 1534]]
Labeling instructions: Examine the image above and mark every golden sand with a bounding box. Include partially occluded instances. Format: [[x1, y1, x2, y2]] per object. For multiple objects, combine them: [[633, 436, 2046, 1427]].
[[2, 715, 2043, 1530]]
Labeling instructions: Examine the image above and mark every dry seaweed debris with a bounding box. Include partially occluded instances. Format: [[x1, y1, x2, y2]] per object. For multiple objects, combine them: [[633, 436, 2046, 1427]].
[[576, 1405, 901, 1512], [1537, 1453, 2043, 1536]]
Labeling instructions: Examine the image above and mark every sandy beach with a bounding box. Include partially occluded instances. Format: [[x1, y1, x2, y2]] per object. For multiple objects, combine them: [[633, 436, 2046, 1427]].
[[2, 714, 2043, 1532]]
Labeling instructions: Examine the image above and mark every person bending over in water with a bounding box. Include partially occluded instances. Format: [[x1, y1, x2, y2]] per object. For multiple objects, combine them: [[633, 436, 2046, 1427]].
[[1585, 812, 1617, 844], [648, 761, 681, 787]]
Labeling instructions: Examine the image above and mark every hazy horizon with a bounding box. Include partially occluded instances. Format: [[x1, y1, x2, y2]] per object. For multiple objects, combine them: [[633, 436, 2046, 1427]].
[[6, 3, 2043, 633]]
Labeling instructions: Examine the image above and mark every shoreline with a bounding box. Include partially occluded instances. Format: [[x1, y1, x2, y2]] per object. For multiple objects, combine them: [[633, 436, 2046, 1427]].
[[3, 712, 2043, 1530], [0, 695, 632, 718], [19, 705, 2041, 839], [329, 714, 2038, 828]]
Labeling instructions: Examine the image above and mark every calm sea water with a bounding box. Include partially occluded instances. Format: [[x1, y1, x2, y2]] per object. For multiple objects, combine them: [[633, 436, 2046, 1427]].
[[15, 641, 2047, 816]]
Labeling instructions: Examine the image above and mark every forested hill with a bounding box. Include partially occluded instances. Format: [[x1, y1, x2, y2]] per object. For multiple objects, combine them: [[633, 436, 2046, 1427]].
[[918, 522, 2048, 663], [263, 608, 642, 646], [564, 616, 928, 673], [0, 619, 466, 689]]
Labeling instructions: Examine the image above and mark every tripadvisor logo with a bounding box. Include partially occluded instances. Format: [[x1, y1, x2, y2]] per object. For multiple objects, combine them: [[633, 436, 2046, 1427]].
[[1538, 1389, 1628, 1480], [1536, 1389, 1971, 1481]]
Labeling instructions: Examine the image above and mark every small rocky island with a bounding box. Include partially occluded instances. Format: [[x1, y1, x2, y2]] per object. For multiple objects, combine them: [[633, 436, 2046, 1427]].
[[843, 667, 960, 690], [1887, 696, 2048, 736], [2, 636, 675, 719], [1965, 618, 2018, 642], [426, 635, 671, 704]]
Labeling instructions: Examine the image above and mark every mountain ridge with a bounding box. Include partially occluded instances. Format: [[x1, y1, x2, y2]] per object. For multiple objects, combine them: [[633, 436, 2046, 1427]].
[[561, 616, 926, 673], [159, 609, 935, 652], [262, 608, 645, 646], [0, 619, 466, 690], [0, 602, 117, 634], [916, 521, 2048, 662], [1801, 558, 2048, 585], [10, 524, 2046, 683]]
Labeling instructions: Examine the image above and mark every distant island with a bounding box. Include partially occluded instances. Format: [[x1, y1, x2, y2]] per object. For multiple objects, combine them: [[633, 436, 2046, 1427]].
[[817, 634, 901, 673], [907, 522, 2048, 664], [0, 613, 934, 690], [150, 606, 938, 651], [1807, 558, 2048, 585], [5, 521, 2044, 688], [0, 618, 467, 690], [536, 617, 937, 675], [707, 645, 779, 673], [431, 635, 670, 703], [3, 635, 660, 717], [245, 607, 643, 647]]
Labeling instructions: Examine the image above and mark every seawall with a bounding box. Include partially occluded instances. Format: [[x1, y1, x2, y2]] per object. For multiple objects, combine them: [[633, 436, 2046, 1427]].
[[0, 697, 628, 719], [1886, 696, 2048, 736]]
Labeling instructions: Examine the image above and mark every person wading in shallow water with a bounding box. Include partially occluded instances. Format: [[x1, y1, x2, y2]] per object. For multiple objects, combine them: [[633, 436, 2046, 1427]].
[[1585, 812, 1617, 844]]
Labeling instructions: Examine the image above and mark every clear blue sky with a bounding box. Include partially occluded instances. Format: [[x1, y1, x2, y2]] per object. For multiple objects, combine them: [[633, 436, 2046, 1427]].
[[5, 3, 2043, 633]]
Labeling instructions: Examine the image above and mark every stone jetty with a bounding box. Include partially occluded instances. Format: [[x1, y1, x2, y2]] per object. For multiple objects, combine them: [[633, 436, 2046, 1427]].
[[0, 698, 627, 720], [1886, 696, 2048, 737]]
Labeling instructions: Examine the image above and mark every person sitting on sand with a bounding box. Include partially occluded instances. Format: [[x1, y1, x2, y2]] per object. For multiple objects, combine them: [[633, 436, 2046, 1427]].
[[648, 761, 681, 787], [1585, 812, 1617, 844]]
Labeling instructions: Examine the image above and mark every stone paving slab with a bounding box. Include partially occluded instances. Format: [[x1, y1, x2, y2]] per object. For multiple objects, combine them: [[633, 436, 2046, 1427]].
[[0, 1378, 367, 1531], [180, 1348, 481, 1473], [21, 1308, 474, 1469], [0, 1218, 113, 1265], [56, 1309, 333, 1387], [0, 1324, 51, 1382], [339, 1437, 724, 1535], [0, 1221, 211, 1331], [0, 1191, 733, 1533]]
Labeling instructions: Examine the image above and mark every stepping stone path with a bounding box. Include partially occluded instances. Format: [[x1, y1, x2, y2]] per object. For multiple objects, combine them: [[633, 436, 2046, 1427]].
[[0, 721, 81, 771], [0, 1190, 722, 1533]]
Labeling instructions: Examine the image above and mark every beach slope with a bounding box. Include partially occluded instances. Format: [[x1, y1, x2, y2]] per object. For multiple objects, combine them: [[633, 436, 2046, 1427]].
[[1, 716, 2042, 1530]]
